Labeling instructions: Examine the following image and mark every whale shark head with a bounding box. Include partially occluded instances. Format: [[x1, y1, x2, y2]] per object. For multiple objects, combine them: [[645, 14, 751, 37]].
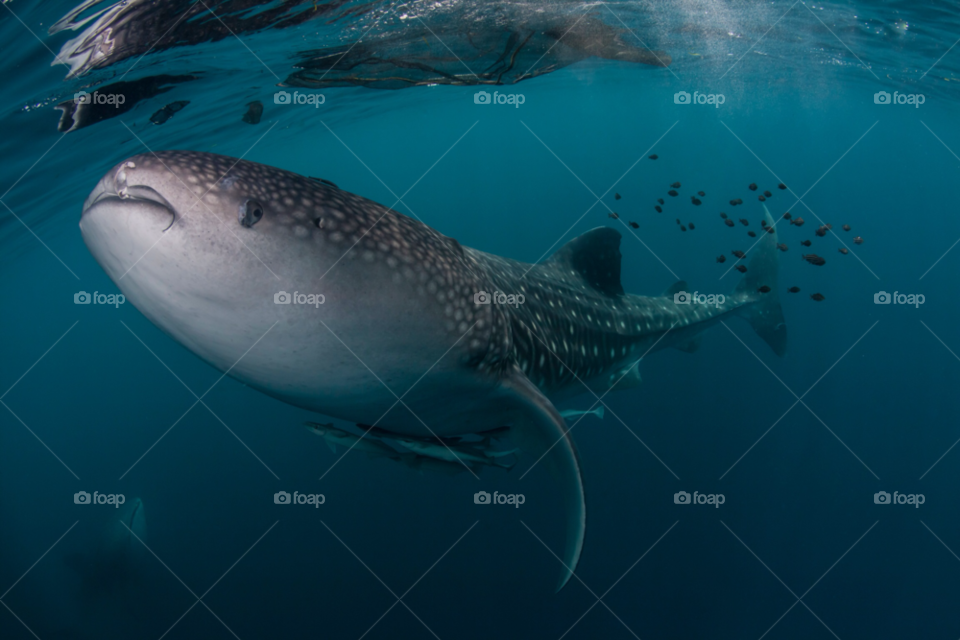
[[80, 151, 495, 419]]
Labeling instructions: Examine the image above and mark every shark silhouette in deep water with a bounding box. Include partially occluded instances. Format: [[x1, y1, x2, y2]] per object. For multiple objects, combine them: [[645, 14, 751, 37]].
[[64, 498, 147, 595], [80, 152, 786, 590]]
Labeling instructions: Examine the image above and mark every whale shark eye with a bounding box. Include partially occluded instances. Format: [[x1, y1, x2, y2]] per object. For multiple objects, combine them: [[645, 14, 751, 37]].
[[239, 199, 263, 228]]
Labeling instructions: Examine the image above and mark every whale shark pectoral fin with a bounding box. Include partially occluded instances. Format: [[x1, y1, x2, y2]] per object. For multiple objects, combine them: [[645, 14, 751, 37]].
[[500, 367, 586, 592]]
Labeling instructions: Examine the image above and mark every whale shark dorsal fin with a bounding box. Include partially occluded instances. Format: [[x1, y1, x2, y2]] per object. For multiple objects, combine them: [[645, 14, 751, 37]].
[[547, 227, 624, 296], [500, 366, 585, 592], [662, 280, 688, 297]]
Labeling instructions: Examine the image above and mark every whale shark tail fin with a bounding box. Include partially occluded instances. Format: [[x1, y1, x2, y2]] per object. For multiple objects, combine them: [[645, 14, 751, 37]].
[[735, 204, 787, 357]]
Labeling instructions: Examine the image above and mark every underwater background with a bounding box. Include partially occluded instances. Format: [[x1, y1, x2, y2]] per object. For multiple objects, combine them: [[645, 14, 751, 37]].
[[3, 0, 960, 638]]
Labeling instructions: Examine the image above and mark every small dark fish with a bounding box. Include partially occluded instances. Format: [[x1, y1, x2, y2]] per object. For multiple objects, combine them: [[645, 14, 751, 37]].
[[825, 224, 833, 230], [628, 221, 639, 229], [729, 200, 737, 206], [724, 219, 735, 227], [788, 286, 801, 293], [777, 243, 788, 252], [767, 226, 775, 234], [758, 195, 766, 202], [671, 182, 681, 188], [680, 225, 687, 232], [763, 190, 772, 197], [658, 198, 664, 205], [778, 183, 787, 190], [609, 212, 619, 219], [676, 219, 681, 224], [757, 285, 771, 293], [735, 265, 748, 273], [242, 100, 263, 125], [815, 225, 827, 237], [810, 293, 825, 301], [800, 240, 811, 247], [761, 219, 768, 228], [783, 212, 792, 220], [739, 218, 749, 226], [747, 231, 757, 237], [615, 193, 622, 200], [150, 100, 190, 125], [655, 205, 663, 213], [803, 254, 826, 266], [735, 198, 743, 205], [842, 224, 850, 231], [854, 236, 863, 244], [697, 191, 705, 197], [748, 183, 758, 191], [668, 190, 678, 197], [716, 255, 727, 263], [732, 250, 746, 259], [720, 212, 728, 219], [688, 222, 695, 230], [791, 217, 805, 227], [649, 154, 658, 160], [691, 197, 702, 206], [838, 247, 848, 255]]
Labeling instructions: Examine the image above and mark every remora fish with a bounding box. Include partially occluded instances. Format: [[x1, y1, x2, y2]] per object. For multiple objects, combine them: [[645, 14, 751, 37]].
[[389, 435, 517, 470], [79, 152, 787, 590], [559, 407, 605, 421], [305, 422, 403, 458]]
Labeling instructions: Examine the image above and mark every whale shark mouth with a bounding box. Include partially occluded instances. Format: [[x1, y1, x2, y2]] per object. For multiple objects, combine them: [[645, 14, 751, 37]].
[[83, 183, 178, 232]]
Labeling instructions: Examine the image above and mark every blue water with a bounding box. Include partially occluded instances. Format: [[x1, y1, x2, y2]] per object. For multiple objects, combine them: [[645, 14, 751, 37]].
[[3, 1, 960, 638]]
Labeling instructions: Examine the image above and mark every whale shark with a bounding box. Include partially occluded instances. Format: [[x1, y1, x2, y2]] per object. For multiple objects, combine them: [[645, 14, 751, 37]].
[[79, 151, 786, 590], [64, 497, 147, 595]]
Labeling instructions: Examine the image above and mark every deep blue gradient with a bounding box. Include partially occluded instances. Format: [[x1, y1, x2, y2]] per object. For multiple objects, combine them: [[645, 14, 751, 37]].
[[3, 1, 960, 638]]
